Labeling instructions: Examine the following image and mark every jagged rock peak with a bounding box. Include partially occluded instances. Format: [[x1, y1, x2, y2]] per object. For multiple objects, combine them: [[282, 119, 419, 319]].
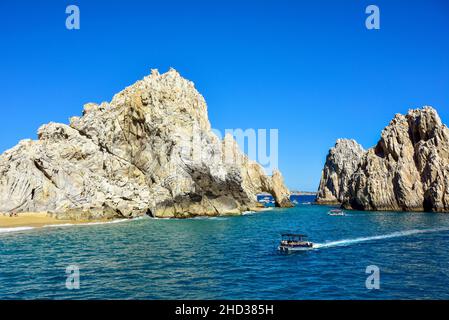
[[0, 68, 292, 219], [344, 106, 449, 212], [316, 139, 365, 204], [317, 106, 449, 213]]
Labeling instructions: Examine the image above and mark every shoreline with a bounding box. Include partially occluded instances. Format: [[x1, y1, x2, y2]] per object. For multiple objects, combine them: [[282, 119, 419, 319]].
[[0, 212, 113, 230], [0, 207, 274, 231]]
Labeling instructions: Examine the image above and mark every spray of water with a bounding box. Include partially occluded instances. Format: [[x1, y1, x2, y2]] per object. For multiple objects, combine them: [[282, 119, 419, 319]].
[[314, 227, 449, 249]]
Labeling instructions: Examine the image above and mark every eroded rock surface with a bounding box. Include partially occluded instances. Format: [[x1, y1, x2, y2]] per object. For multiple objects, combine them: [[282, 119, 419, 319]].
[[316, 139, 365, 204], [0, 69, 292, 219], [317, 107, 449, 213]]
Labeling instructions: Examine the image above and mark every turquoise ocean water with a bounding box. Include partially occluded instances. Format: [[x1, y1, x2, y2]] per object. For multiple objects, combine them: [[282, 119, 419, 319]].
[[1, 196, 449, 299]]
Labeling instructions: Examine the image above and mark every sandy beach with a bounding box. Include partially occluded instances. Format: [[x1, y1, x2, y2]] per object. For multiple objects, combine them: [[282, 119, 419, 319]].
[[0, 212, 88, 229]]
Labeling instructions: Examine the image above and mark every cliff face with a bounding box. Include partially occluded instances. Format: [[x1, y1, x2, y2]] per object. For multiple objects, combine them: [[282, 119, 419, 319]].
[[316, 139, 365, 204], [317, 106, 449, 213], [345, 107, 449, 212], [0, 69, 292, 219]]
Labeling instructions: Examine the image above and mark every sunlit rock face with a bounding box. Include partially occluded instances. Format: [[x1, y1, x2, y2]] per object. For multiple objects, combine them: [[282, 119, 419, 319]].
[[344, 107, 449, 212], [316, 139, 365, 204], [0, 69, 292, 219], [318, 106, 449, 213]]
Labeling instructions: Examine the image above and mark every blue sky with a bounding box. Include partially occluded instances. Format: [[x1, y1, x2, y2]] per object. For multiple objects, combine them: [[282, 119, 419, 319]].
[[0, 0, 448, 191]]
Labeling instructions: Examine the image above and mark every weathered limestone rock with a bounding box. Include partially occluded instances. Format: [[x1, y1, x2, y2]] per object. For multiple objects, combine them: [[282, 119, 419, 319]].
[[318, 106, 449, 213], [316, 139, 365, 204], [0, 68, 292, 219], [344, 107, 449, 212]]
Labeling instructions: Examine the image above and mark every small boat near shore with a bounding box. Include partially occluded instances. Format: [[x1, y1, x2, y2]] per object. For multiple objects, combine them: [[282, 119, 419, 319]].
[[257, 195, 276, 207], [328, 209, 346, 216], [278, 233, 314, 252]]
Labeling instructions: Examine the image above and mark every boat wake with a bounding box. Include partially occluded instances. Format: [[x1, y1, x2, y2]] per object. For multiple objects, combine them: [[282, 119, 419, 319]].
[[314, 227, 449, 249]]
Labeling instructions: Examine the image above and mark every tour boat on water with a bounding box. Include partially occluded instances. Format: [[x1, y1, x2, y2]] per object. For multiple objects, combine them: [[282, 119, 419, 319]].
[[278, 234, 314, 252]]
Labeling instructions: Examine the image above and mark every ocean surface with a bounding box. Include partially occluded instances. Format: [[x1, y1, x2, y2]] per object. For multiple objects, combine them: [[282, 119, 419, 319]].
[[1, 195, 449, 300]]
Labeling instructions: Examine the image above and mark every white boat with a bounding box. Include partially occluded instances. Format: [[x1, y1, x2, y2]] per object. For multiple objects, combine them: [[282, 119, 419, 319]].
[[278, 234, 314, 252], [328, 209, 346, 216]]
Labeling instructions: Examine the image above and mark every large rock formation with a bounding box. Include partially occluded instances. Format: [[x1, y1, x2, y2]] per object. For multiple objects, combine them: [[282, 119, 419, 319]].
[[0, 68, 292, 219], [316, 139, 365, 204], [317, 106, 449, 213]]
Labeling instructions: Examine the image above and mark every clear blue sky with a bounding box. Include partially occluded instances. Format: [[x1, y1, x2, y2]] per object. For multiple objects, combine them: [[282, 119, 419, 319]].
[[0, 0, 448, 191]]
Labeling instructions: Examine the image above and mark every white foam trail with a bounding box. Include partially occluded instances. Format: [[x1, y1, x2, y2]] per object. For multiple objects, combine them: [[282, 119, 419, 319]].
[[0, 226, 36, 234], [0, 219, 132, 234], [314, 227, 449, 249], [43, 219, 130, 228], [205, 217, 228, 220]]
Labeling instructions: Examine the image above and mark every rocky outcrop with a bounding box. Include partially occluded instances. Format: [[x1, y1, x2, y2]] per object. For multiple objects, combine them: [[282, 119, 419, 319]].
[[318, 106, 449, 213], [316, 139, 365, 204], [0, 68, 292, 219], [344, 107, 449, 212]]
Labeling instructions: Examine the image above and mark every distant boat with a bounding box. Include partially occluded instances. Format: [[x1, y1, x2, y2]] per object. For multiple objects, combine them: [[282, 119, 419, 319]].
[[259, 197, 274, 204], [257, 195, 275, 207], [328, 209, 345, 216]]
